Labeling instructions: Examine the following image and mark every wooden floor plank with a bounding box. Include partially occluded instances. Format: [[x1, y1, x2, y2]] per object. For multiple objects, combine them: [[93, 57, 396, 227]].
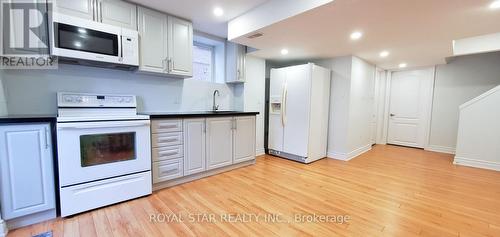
[[7, 145, 500, 237]]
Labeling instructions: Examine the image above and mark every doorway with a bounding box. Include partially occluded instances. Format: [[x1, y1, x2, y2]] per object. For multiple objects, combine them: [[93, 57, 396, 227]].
[[387, 68, 434, 148]]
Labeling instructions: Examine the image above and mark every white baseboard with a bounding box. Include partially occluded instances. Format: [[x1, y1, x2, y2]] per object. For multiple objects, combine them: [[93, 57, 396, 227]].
[[454, 156, 500, 172], [6, 209, 56, 230], [426, 145, 456, 154], [256, 148, 265, 156], [327, 144, 372, 161]]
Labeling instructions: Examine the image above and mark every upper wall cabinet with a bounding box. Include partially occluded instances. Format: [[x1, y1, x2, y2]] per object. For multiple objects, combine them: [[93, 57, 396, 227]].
[[168, 16, 193, 77], [98, 0, 137, 30], [53, 0, 137, 30], [226, 42, 246, 83], [137, 7, 168, 73], [138, 7, 193, 78], [53, 0, 95, 20]]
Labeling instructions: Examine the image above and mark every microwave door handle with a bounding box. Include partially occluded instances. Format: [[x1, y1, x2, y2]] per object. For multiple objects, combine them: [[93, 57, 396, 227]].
[[118, 35, 123, 61], [57, 121, 150, 130]]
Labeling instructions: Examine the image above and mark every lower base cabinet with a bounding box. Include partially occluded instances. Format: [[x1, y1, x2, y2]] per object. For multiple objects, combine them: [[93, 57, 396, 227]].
[[153, 115, 256, 185], [233, 116, 256, 163], [152, 159, 183, 183], [206, 117, 234, 170], [183, 118, 206, 175], [0, 123, 55, 220]]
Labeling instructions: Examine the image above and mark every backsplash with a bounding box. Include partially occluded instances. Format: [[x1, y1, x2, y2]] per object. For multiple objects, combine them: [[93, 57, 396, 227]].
[[1, 64, 240, 114]]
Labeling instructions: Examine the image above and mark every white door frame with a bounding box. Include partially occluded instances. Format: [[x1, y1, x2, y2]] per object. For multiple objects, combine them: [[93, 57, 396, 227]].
[[374, 67, 387, 145], [381, 66, 436, 149]]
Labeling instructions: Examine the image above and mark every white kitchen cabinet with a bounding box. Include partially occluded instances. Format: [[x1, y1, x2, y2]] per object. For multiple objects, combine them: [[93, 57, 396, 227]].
[[183, 119, 206, 175], [54, 0, 137, 30], [226, 42, 246, 83], [0, 124, 55, 220], [233, 116, 256, 164], [152, 159, 183, 183], [206, 117, 234, 170], [98, 0, 137, 30], [137, 6, 168, 74], [138, 7, 193, 77], [53, 0, 96, 20], [167, 16, 193, 77]]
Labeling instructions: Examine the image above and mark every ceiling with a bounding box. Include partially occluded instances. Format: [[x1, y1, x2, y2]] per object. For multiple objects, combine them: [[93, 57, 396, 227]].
[[232, 0, 500, 69], [129, 0, 269, 37]]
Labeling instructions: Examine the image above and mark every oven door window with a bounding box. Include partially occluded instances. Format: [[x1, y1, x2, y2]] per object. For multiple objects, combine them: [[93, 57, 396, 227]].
[[54, 23, 119, 56], [80, 132, 136, 167]]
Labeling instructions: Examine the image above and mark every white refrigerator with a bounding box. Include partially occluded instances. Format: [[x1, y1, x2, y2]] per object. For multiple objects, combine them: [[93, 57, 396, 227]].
[[268, 63, 331, 163]]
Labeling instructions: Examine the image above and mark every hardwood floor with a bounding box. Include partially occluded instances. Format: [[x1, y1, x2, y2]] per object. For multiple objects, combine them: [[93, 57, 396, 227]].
[[8, 145, 500, 237]]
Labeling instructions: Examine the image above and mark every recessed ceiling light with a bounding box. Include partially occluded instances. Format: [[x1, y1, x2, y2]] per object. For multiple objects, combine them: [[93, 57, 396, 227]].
[[490, 1, 500, 9], [379, 51, 390, 58], [213, 7, 224, 16], [281, 49, 289, 55], [350, 31, 363, 40], [399, 63, 407, 68]]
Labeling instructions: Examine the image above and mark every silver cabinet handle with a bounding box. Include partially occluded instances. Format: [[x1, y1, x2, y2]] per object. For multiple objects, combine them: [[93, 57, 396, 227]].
[[44, 126, 49, 149], [203, 120, 207, 133], [163, 58, 168, 72], [168, 58, 173, 72], [99, 1, 103, 22]]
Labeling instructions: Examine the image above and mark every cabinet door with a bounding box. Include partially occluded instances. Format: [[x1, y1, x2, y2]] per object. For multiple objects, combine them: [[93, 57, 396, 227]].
[[225, 42, 246, 83], [138, 7, 168, 73], [98, 0, 137, 30], [53, 0, 96, 20], [183, 119, 206, 175], [237, 45, 246, 81], [233, 116, 256, 163], [0, 124, 55, 220], [167, 16, 193, 77], [206, 117, 233, 170]]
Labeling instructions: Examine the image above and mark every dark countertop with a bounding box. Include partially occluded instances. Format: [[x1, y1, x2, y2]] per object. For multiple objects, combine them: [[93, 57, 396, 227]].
[[141, 111, 260, 118], [0, 114, 57, 124]]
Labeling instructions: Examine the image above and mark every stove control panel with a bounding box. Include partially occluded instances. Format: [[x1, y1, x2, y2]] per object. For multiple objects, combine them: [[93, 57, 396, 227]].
[[57, 92, 137, 108]]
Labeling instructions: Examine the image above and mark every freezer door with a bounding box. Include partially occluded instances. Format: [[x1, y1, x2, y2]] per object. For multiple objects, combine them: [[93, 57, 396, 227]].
[[268, 68, 286, 151], [282, 64, 311, 157]]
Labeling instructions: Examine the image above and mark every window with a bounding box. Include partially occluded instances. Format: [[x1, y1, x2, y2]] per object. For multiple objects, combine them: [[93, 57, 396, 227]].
[[192, 42, 215, 82]]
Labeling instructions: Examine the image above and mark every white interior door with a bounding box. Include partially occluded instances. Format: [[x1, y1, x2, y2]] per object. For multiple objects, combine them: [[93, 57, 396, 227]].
[[283, 64, 311, 157], [387, 68, 434, 148]]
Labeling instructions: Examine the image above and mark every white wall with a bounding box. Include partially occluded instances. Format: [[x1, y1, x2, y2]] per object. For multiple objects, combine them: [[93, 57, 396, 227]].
[[243, 56, 266, 155], [454, 85, 500, 171], [347, 57, 376, 152], [316, 56, 351, 155], [0, 70, 7, 116], [316, 56, 375, 160], [428, 52, 500, 153], [2, 64, 241, 114]]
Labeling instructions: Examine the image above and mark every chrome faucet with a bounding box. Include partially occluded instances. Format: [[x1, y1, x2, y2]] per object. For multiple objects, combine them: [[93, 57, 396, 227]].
[[212, 90, 220, 111]]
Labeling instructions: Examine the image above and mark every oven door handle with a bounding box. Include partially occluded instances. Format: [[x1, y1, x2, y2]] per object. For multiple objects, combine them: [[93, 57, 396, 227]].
[[57, 121, 150, 130]]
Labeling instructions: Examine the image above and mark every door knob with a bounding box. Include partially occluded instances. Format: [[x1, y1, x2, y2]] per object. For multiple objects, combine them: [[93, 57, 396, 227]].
[[390, 113, 395, 117]]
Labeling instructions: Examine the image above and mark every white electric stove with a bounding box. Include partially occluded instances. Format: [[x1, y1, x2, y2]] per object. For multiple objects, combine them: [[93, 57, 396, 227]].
[[56, 92, 152, 217]]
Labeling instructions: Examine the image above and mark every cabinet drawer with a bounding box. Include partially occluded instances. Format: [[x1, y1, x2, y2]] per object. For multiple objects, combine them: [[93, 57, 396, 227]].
[[152, 132, 183, 147], [153, 159, 183, 183], [152, 119, 182, 133], [152, 145, 183, 162]]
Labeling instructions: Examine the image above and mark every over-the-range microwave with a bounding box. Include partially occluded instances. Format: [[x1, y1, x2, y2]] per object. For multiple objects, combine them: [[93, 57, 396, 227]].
[[50, 14, 139, 69]]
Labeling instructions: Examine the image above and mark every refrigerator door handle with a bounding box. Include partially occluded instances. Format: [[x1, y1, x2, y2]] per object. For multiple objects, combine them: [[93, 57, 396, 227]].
[[283, 83, 288, 126], [281, 83, 286, 127]]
